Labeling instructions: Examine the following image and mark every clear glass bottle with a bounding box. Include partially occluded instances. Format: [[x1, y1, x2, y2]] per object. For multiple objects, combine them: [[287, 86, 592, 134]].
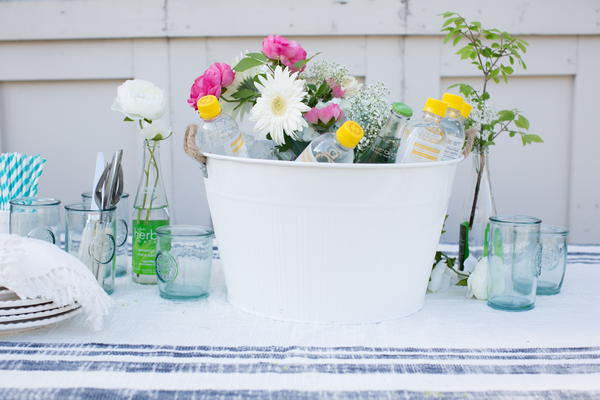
[[440, 93, 470, 161], [197, 95, 248, 157], [132, 139, 170, 284], [296, 121, 364, 163], [458, 148, 497, 271], [355, 102, 413, 164], [395, 98, 448, 163]]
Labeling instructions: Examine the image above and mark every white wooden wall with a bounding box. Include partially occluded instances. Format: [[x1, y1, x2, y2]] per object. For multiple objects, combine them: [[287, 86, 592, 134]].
[[0, 0, 599, 243]]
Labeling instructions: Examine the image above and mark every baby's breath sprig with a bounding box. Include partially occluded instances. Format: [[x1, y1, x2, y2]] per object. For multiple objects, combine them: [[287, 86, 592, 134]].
[[344, 82, 390, 153]]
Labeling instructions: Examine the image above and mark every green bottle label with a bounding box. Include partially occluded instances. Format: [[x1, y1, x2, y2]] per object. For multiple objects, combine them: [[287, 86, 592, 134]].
[[132, 219, 169, 275]]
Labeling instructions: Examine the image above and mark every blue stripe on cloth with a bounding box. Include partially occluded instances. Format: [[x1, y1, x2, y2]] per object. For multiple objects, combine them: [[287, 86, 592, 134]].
[[2, 342, 600, 354], [1, 359, 600, 374], [0, 388, 599, 400], [2, 348, 600, 361]]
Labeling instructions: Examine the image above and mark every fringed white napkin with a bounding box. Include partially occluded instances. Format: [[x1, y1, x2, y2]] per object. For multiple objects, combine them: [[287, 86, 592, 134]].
[[0, 234, 112, 330]]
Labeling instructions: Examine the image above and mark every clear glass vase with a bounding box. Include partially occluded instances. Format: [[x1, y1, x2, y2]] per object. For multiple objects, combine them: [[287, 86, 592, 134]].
[[132, 139, 170, 284], [458, 148, 497, 271]]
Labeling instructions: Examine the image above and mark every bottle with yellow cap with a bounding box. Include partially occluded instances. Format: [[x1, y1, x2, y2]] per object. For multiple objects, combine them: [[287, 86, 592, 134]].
[[296, 121, 364, 163], [440, 92, 471, 161], [395, 98, 448, 163], [196, 95, 248, 158]]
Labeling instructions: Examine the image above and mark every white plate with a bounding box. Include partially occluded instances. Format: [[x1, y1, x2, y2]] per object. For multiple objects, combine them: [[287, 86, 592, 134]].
[[0, 303, 80, 323], [0, 297, 54, 309], [0, 306, 81, 334], [0, 301, 71, 317]]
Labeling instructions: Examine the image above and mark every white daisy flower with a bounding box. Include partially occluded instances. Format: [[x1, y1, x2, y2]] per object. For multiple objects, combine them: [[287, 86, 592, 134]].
[[250, 66, 310, 145]]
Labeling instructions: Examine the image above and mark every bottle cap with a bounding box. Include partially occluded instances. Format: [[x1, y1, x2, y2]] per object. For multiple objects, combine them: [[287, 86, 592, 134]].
[[460, 102, 473, 119], [197, 95, 222, 120], [423, 98, 448, 117], [441, 92, 464, 111], [391, 102, 413, 118], [336, 121, 364, 149]]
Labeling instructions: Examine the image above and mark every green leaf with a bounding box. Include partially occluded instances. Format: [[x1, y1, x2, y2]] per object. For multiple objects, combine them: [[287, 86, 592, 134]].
[[144, 118, 152, 124], [245, 52, 268, 62], [233, 57, 265, 72], [515, 114, 530, 129], [452, 34, 462, 46], [456, 278, 468, 287], [481, 91, 491, 100], [293, 52, 321, 70], [440, 11, 456, 18], [231, 88, 258, 100], [497, 110, 515, 121], [522, 134, 543, 145], [123, 117, 134, 122]]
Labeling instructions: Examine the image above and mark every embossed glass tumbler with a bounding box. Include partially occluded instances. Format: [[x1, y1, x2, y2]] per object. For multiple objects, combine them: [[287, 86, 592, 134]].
[[487, 215, 541, 311], [65, 203, 117, 294], [155, 225, 214, 300], [82, 192, 130, 278], [537, 226, 569, 295], [9, 198, 61, 244]]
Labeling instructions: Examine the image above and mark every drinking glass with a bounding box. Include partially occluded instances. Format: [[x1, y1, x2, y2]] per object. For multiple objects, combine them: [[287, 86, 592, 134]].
[[155, 225, 214, 300], [10, 198, 61, 244], [487, 215, 541, 311], [82, 192, 129, 277], [64, 203, 116, 294], [537, 225, 568, 295]]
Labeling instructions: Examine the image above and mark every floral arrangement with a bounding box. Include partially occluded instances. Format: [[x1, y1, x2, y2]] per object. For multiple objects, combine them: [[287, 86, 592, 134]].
[[187, 35, 390, 158]]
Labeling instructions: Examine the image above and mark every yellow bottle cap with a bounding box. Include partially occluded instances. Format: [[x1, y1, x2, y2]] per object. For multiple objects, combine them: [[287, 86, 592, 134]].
[[336, 121, 364, 149], [441, 92, 464, 112], [423, 98, 448, 117], [197, 95, 222, 120], [460, 102, 473, 119]]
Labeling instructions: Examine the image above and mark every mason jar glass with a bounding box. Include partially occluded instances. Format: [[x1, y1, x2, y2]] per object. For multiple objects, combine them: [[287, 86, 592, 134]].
[[537, 225, 569, 295], [64, 203, 117, 294], [82, 192, 129, 277], [155, 225, 214, 300], [487, 215, 542, 311], [9, 198, 61, 244]]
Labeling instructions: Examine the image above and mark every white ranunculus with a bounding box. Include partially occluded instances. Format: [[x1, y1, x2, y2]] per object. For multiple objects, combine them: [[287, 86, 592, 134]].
[[341, 75, 362, 98], [112, 79, 167, 121], [140, 119, 171, 141], [428, 260, 458, 293], [467, 257, 489, 300]]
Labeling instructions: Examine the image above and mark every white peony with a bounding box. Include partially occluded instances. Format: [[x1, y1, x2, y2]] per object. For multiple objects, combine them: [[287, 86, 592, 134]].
[[112, 79, 167, 121], [140, 119, 172, 141], [428, 260, 458, 293], [467, 257, 489, 300], [341, 75, 362, 98]]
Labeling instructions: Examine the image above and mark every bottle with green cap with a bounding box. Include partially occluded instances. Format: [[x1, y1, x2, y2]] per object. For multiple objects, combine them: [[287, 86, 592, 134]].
[[395, 98, 449, 163], [356, 102, 413, 164], [440, 92, 471, 161], [196, 95, 248, 158], [296, 121, 364, 163]]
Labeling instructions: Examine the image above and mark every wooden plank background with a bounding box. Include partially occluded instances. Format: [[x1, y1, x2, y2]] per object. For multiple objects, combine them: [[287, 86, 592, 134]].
[[0, 0, 598, 243]]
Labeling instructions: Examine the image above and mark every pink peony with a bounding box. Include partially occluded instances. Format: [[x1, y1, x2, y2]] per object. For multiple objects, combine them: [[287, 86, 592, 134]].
[[262, 35, 307, 72], [304, 104, 344, 125], [188, 63, 235, 109], [327, 79, 345, 98]]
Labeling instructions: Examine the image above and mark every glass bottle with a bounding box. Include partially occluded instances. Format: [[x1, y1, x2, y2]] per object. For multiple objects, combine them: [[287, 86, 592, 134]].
[[458, 148, 497, 271], [197, 95, 248, 157], [395, 98, 448, 163], [440, 93, 469, 161], [132, 139, 170, 284], [355, 102, 413, 164], [296, 121, 364, 163]]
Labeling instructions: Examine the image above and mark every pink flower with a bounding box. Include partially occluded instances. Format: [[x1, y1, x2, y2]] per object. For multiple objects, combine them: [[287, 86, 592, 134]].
[[327, 79, 345, 98], [187, 63, 235, 109], [304, 104, 344, 125], [262, 35, 307, 72]]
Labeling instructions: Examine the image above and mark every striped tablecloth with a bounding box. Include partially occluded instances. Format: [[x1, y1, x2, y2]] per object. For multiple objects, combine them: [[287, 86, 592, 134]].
[[1, 245, 599, 399]]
